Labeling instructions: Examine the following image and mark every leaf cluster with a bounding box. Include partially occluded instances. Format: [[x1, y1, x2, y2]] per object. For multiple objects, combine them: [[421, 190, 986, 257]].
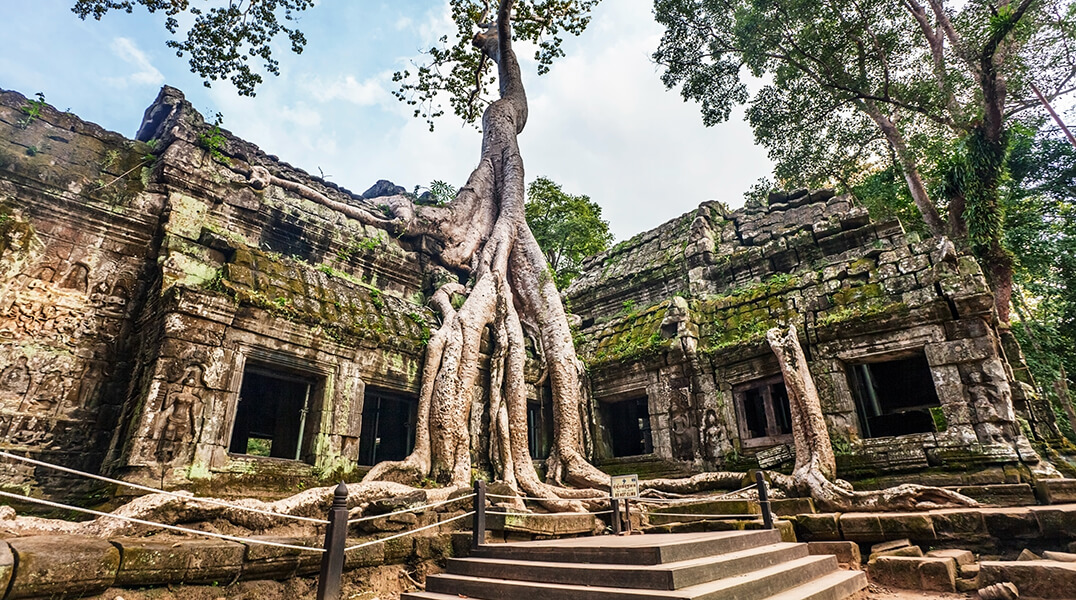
[[392, 0, 601, 130], [525, 176, 613, 289], [72, 0, 314, 96]]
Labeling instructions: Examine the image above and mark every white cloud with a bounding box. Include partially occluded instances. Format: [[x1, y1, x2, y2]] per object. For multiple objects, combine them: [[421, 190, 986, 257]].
[[107, 37, 164, 87], [304, 74, 388, 106]]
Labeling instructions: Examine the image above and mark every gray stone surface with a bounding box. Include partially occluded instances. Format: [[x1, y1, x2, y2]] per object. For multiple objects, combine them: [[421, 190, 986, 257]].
[[6, 535, 120, 599]]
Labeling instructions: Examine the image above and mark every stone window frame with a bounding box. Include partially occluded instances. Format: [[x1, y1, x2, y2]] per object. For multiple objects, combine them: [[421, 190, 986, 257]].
[[595, 389, 656, 460], [732, 374, 794, 449], [220, 346, 334, 467], [840, 347, 943, 439]]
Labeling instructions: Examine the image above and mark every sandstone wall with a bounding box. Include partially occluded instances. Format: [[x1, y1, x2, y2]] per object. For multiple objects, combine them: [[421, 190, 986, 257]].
[[568, 189, 1057, 482], [0, 87, 436, 497]]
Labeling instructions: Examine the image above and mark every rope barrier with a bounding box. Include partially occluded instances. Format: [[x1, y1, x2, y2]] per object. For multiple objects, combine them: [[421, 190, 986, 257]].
[[344, 511, 475, 552], [642, 512, 760, 519], [0, 490, 325, 553], [485, 493, 608, 502], [486, 510, 614, 517], [717, 483, 759, 498], [347, 493, 476, 524], [0, 451, 329, 525]]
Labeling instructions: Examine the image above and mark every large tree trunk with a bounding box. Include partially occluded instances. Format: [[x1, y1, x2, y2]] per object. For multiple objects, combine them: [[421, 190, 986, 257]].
[[361, 0, 608, 510], [765, 326, 977, 511]]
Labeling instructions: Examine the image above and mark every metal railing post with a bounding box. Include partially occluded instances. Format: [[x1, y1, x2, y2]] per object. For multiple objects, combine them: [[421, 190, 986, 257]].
[[611, 498, 621, 534], [472, 480, 486, 549], [755, 471, 774, 530], [316, 482, 349, 600]]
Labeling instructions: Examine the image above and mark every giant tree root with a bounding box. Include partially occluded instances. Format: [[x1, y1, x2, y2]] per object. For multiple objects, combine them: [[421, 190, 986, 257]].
[[767, 470, 977, 512], [0, 481, 469, 538]]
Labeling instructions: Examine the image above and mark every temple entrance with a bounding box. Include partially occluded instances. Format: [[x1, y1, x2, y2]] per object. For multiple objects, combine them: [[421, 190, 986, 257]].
[[358, 388, 418, 465], [848, 353, 941, 437], [228, 364, 314, 461], [527, 386, 554, 460], [600, 396, 653, 457]]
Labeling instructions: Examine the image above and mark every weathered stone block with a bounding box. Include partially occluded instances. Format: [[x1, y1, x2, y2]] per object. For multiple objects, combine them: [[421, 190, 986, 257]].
[[868, 556, 956, 592], [840, 513, 885, 542], [982, 508, 1041, 542], [7, 535, 120, 599], [1035, 478, 1076, 504], [979, 560, 1076, 599], [1030, 506, 1076, 541], [869, 545, 923, 562], [926, 549, 975, 565], [114, 538, 244, 586], [240, 536, 318, 581], [770, 497, 815, 517], [924, 337, 996, 366], [795, 513, 841, 541], [808, 541, 861, 567]]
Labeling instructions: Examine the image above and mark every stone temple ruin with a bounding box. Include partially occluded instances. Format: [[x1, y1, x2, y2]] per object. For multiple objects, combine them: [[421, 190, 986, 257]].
[[0, 85, 1071, 509]]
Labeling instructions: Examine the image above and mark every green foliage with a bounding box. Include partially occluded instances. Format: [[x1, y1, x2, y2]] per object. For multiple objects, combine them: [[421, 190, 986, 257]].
[[1004, 122, 1076, 439], [72, 0, 314, 96], [391, 0, 601, 129], [653, 0, 1074, 248], [525, 176, 613, 289], [415, 180, 458, 206], [198, 112, 231, 165], [17, 92, 46, 129]]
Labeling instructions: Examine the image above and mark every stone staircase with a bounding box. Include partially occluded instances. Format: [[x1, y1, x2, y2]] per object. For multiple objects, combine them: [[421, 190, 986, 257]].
[[403, 530, 867, 600]]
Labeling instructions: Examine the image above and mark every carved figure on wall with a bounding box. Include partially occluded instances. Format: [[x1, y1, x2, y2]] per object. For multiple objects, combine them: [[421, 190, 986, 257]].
[[153, 366, 205, 464], [702, 409, 728, 460], [58, 264, 89, 292], [669, 395, 698, 460], [0, 356, 31, 397], [5, 415, 54, 448]]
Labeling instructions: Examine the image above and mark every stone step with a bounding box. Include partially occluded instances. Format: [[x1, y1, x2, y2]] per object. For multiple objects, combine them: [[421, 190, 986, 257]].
[[423, 555, 840, 600], [471, 530, 783, 565], [448, 542, 808, 590], [760, 570, 869, 600]]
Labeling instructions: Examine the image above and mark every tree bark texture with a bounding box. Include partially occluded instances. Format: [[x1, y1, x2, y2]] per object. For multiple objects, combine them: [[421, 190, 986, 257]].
[[765, 326, 977, 511], [357, 0, 608, 510]]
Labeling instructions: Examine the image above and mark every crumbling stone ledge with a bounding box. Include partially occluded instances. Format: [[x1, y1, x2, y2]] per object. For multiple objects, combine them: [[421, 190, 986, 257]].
[[0, 530, 467, 600], [793, 503, 1076, 549]]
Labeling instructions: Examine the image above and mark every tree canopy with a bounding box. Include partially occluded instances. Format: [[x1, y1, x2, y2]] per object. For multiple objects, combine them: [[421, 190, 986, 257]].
[[525, 177, 613, 288], [72, 0, 603, 126], [654, 0, 1076, 322]]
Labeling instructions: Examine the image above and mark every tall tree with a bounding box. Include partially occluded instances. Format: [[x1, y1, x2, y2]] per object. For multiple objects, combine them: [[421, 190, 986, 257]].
[[653, 0, 1076, 322], [525, 177, 613, 289], [75, 0, 609, 508]]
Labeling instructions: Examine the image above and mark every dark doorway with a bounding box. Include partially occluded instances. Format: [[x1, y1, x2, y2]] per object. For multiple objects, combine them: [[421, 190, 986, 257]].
[[358, 388, 418, 465], [734, 375, 793, 448], [848, 353, 941, 438], [527, 387, 554, 460], [229, 365, 314, 461], [601, 396, 653, 457]]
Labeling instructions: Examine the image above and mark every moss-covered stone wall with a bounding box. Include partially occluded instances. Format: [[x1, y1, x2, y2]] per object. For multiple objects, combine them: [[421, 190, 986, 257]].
[[568, 189, 1057, 483]]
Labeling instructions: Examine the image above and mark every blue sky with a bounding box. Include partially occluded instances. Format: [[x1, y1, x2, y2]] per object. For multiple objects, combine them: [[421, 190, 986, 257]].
[[0, 1, 773, 240]]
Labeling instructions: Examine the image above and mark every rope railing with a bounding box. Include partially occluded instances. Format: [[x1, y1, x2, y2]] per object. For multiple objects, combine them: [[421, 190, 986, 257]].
[[485, 492, 608, 502], [0, 451, 329, 525], [346, 493, 475, 524], [0, 489, 325, 553], [486, 509, 614, 516], [344, 511, 475, 552]]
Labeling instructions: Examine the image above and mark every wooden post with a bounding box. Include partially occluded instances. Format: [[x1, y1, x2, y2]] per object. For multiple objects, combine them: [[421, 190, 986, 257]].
[[755, 471, 774, 530], [623, 498, 632, 534], [472, 480, 486, 549], [611, 498, 621, 534], [316, 482, 349, 600]]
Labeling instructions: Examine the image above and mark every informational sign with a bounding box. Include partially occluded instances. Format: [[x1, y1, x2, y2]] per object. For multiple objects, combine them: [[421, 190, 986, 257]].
[[610, 474, 639, 499], [756, 444, 795, 469]]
